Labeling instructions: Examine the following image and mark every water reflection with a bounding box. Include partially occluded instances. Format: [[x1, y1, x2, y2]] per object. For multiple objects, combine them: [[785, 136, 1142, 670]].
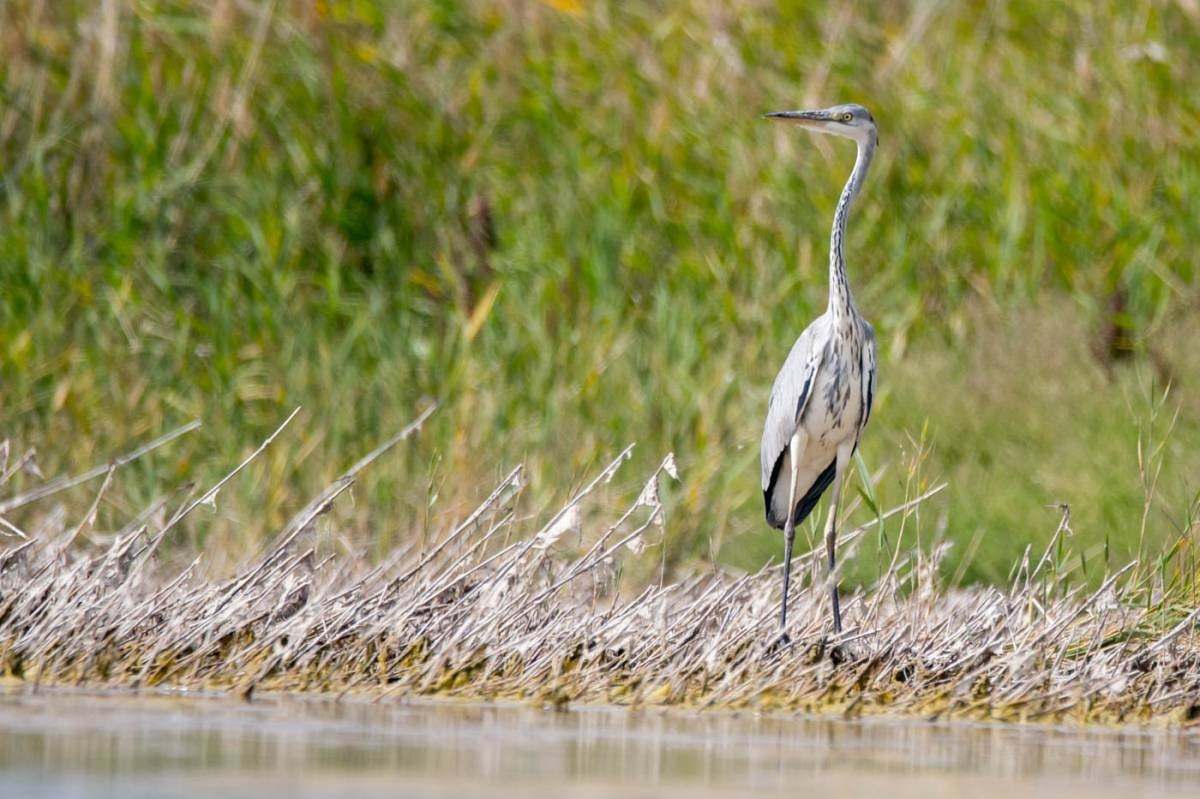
[[1, 689, 1198, 797]]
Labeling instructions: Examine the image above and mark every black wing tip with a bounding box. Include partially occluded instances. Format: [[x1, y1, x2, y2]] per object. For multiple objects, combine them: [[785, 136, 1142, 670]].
[[763, 449, 788, 529]]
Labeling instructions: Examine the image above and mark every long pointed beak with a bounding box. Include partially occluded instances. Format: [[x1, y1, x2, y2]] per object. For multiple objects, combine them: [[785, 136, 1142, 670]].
[[763, 110, 830, 127]]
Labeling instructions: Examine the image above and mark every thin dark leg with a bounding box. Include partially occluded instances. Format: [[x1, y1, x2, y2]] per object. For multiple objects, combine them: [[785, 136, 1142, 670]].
[[823, 471, 844, 634], [827, 537, 842, 633], [778, 434, 802, 636], [779, 518, 796, 632]]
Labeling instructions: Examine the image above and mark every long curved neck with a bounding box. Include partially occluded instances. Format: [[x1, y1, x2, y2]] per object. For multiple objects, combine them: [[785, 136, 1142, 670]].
[[828, 131, 875, 322]]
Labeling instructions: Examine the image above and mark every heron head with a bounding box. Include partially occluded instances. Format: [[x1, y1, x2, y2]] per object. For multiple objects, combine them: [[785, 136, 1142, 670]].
[[764, 103, 876, 144]]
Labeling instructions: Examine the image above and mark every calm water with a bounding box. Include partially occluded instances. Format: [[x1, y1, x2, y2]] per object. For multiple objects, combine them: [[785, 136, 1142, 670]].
[[1, 688, 1199, 798]]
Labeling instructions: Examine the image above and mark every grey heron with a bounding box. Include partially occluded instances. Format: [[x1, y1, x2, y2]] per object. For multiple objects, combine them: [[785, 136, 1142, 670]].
[[760, 103, 878, 636]]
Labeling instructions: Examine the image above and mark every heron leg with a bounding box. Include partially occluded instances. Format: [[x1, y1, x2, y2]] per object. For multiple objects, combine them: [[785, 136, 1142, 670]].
[[823, 448, 852, 634], [778, 432, 804, 635]]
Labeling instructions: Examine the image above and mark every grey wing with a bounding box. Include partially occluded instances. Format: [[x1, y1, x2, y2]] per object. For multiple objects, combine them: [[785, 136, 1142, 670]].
[[759, 317, 828, 492]]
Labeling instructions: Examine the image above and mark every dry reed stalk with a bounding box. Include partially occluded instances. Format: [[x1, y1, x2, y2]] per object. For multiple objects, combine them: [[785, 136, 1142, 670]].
[[0, 412, 1198, 729]]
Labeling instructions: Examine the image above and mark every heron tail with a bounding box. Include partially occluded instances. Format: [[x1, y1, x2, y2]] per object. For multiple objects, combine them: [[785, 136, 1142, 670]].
[[764, 457, 837, 531]]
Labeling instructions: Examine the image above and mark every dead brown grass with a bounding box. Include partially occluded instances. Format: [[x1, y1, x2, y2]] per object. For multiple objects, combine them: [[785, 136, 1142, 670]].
[[0, 409, 1197, 729]]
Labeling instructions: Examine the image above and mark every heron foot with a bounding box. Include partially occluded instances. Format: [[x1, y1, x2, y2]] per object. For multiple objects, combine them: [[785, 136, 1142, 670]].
[[765, 632, 792, 658], [827, 639, 866, 666]]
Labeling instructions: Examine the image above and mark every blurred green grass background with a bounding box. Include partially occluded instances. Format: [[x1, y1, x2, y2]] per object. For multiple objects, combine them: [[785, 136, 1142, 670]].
[[1, 0, 1198, 583]]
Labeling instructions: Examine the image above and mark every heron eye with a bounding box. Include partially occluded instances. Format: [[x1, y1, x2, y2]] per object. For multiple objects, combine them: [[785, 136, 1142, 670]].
[[842, 113, 853, 122]]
